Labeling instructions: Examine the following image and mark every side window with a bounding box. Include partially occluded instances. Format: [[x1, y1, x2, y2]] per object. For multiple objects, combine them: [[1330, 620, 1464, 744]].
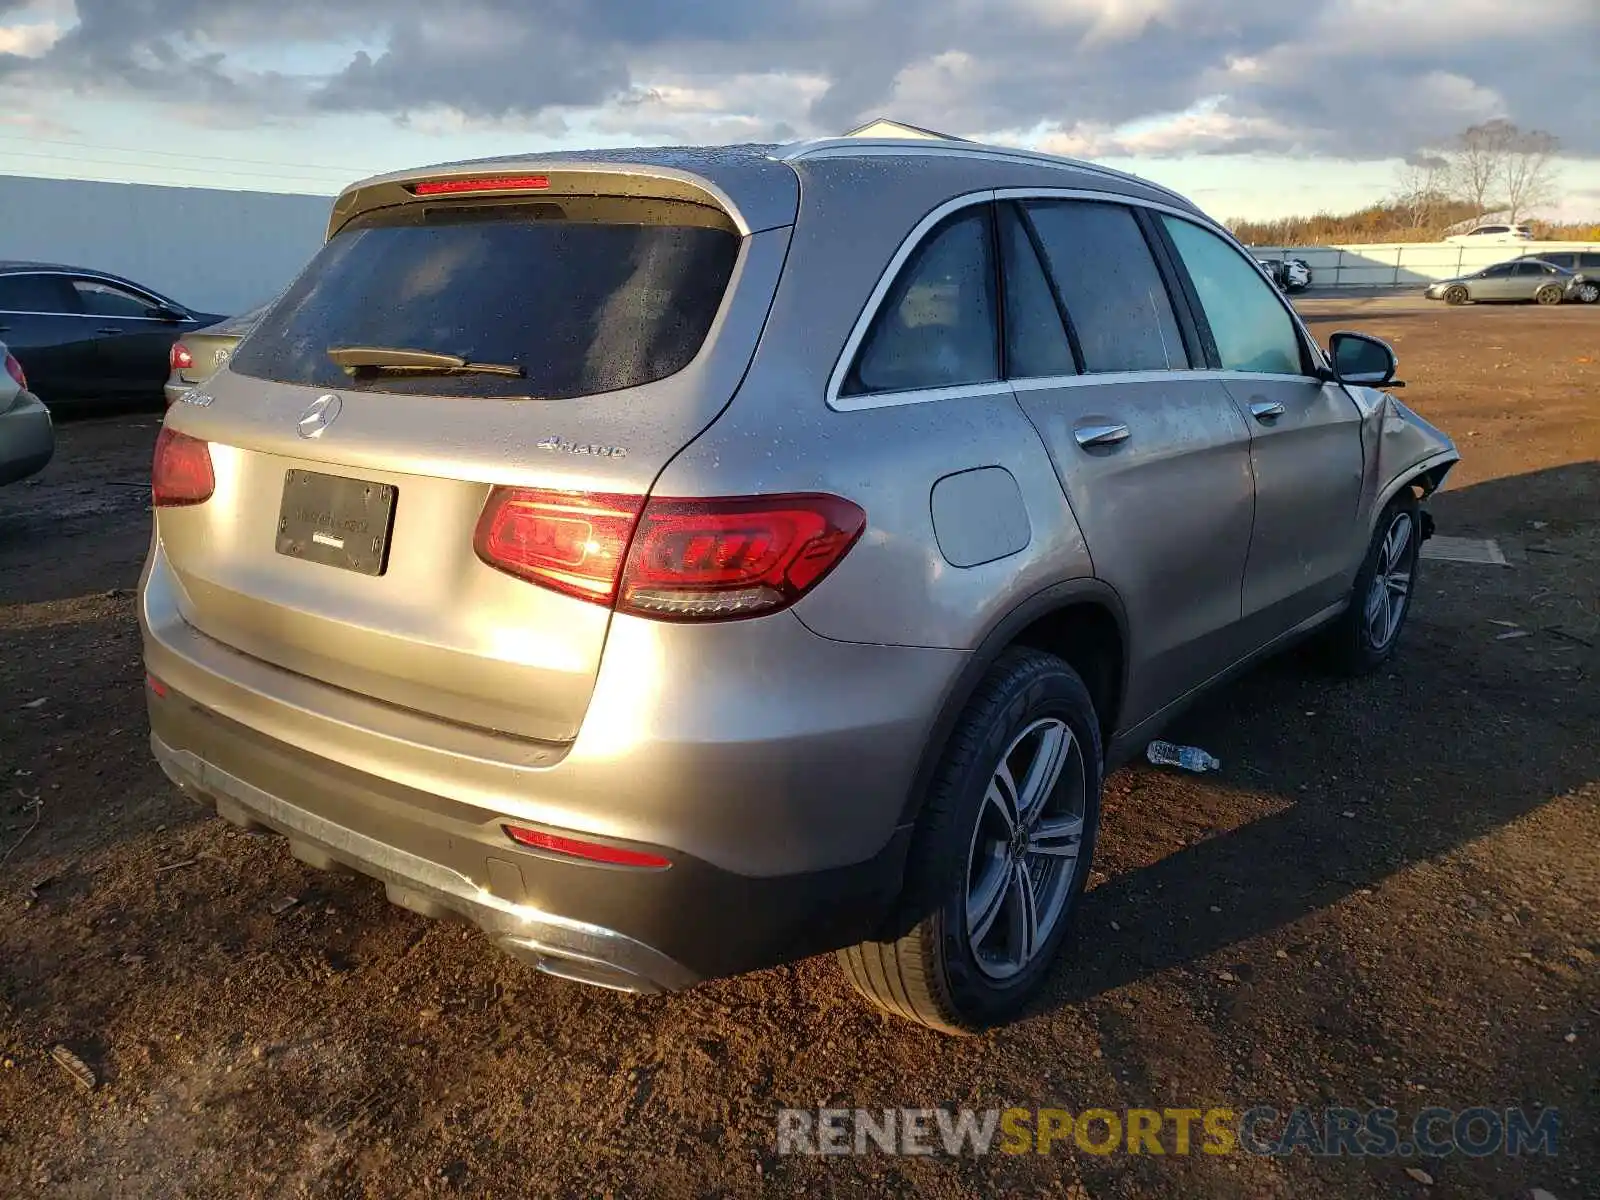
[[74, 279, 160, 319], [1480, 263, 1516, 277], [1161, 216, 1305, 376], [1023, 200, 1186, 372], [845, 208, 998, 396], [998, 204, 1076, 378], [0, 273, 79, 313]]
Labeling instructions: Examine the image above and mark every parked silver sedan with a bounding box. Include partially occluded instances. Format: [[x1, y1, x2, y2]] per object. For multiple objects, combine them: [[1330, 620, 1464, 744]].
[[0, 340, 53, 486], [1425, 259, 1578, 305]]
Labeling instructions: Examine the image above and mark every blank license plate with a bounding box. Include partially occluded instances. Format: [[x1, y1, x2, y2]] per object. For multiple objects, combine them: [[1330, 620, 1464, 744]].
[[275, 470, 397, 576]]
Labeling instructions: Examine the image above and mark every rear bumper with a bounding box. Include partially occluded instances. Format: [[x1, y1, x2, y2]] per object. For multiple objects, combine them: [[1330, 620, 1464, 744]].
[[141, 541, 962, 986], [149, 694, 913, 990], [0, 392, 54, 485]]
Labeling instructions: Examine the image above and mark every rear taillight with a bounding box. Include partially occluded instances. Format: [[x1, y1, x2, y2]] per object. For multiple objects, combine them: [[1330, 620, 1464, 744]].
[[4, 353, 25, 391], [152, 427, 215, 507], [473, 490, 645, 604], [473, 489, 866, 621], [170, 343, 194, 372]]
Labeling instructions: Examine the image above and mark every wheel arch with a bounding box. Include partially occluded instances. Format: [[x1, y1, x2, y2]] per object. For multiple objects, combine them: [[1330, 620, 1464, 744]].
[[1372, 452, 1456, 537], [895, 579, 1129, 831]]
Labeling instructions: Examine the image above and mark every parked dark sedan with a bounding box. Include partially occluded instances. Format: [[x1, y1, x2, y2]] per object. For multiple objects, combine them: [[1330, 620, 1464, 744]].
[[0, 262, 226, 407]]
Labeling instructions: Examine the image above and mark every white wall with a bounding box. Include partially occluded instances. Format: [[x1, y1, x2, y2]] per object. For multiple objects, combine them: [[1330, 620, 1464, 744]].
[[0, 175, 332, 315], [1251, 240, 1600, 288]]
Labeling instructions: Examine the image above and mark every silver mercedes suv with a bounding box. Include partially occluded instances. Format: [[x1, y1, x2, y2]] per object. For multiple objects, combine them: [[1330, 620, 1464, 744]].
[[141, 135, 1458, 1032]]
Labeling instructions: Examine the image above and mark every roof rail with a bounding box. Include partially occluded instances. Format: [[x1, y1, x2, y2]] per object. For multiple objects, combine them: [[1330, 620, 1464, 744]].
[[773, 137, 1191, 208]]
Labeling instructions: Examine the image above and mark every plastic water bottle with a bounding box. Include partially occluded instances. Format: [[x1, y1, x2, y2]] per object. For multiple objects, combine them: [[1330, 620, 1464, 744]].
[[1146, 740, 1222, 773]]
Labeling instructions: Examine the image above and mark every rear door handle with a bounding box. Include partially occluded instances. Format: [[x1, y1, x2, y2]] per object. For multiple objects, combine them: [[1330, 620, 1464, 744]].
[[1073, 421, 1131, 448], [1249, 400, 1286, 422], [96, 326, 125, 336]]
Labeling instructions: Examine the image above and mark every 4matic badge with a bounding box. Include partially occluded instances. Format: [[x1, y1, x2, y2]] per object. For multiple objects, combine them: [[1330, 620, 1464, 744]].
[[536, 436, 628, 459]]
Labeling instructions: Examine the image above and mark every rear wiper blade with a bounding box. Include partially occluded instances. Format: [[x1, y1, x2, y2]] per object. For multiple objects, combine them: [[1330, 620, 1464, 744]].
[[327, 346, 525, 378]]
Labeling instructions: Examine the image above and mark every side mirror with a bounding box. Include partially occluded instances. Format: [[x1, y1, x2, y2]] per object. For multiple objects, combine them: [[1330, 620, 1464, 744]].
[[1328, 331, 1399, 388], [148, 304, 188, 322]]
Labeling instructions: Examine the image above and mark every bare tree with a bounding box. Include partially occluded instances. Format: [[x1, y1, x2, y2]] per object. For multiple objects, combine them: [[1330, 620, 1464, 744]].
[[1394, 153, 1452, 230], [1449, 119, 1516, 218], [1501, 128, 1561, 224], [1445, 119, 1563, 224]]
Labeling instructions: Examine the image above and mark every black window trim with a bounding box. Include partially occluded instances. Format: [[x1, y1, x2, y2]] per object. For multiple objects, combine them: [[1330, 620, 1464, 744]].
[[1134, 206, 1212, 369], [1001, 200, 1085, 377]]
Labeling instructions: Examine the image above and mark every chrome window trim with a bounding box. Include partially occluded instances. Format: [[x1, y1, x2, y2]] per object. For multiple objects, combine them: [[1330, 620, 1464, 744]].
[[827, 185, 1331, 412], [0, 309, 174, 322], [830, 380, 1014, 413], [827, 190, 998, 412], [0, 268, 184, 319]]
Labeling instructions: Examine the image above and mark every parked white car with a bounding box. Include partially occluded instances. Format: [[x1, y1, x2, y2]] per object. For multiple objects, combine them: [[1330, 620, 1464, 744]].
[[1445, 224, 1534, 246], [0, 339, 55, 485]]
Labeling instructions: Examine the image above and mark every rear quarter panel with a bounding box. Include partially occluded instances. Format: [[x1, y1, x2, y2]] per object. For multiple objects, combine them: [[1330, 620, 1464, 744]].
[[654, 155, 1114, 651]]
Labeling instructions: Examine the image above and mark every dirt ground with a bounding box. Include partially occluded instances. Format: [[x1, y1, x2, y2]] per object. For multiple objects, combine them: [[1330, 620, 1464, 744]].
[[1, 301, 1596, 1199]]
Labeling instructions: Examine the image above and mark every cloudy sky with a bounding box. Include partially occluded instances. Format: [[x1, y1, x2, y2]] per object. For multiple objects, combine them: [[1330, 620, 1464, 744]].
[[1, 0, 1596, 220]]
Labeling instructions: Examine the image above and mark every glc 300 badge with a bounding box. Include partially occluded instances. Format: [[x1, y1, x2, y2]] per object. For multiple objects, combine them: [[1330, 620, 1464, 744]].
[[536, 436, 628, 459]]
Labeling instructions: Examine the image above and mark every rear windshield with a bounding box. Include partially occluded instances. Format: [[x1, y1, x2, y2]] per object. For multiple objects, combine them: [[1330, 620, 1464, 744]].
[[230, 197, 740, 399]]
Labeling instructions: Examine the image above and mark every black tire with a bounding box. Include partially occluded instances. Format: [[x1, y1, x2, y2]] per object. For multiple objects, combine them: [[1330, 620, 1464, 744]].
[[1323, 491, 1423, 675], [1577, 281, 1600, 305], [1444, 285, 1470, 306], [1535, 285, 1564, 306], [839, 648, 1104, 1034]]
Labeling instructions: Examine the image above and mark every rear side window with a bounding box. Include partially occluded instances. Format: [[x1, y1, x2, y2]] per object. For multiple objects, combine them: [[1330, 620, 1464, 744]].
[[844, 209, 999, 396], [1161, 216, 1305, 376], [1023, 201, 1187, 373], [230, 198, 740, 399], [0, 273, 78, 314]]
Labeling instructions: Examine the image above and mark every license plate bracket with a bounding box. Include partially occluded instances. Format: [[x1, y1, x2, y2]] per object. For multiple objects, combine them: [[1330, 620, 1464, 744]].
[[275, 470, 397, 576]]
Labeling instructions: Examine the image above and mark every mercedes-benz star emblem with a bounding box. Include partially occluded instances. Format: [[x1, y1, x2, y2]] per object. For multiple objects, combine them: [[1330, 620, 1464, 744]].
[[297, 394, 342, 439]]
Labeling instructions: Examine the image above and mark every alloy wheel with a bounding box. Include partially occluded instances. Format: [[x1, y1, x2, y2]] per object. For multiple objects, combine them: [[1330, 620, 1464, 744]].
[[1365, 510, 1415, 651], [964, 717, 1087, 982]]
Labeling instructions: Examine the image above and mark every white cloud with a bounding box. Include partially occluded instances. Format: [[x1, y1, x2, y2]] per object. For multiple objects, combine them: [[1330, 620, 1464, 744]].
[[1004, 0, 1174, 40], [0, 21, 66, 57], [1028, 96, 1292, 158]]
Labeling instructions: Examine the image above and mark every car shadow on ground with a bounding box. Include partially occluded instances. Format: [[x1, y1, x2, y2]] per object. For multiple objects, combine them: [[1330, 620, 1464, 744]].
[[1037, 461, 1600, 1011]]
